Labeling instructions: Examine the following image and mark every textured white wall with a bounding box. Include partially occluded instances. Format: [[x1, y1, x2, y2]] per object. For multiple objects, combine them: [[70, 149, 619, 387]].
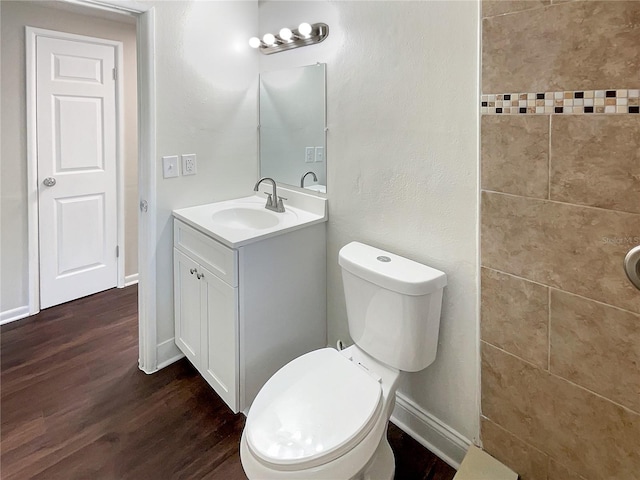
[[0, 0, 138, 312], [152, 0, 259, 344], [259, 0, 480, 442], [0, 0, 258, 343]]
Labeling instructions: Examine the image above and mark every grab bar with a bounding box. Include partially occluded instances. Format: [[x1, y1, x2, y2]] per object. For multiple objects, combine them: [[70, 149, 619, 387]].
[[624, 245, 640, 291]]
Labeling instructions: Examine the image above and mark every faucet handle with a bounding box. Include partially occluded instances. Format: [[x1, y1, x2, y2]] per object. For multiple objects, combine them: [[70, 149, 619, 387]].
[[275, 196, 286, 213], [263, 192, 274, 207]]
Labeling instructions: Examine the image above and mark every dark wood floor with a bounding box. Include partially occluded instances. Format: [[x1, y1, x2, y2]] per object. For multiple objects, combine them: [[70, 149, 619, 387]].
[[1, 286, 456, 480]]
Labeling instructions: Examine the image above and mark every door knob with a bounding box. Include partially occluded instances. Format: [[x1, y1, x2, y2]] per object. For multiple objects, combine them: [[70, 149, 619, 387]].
[[624, 245, 640, 291], [43, 177, 56, 187]]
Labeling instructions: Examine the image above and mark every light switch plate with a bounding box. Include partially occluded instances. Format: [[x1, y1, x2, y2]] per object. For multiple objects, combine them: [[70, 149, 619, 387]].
[[181, 154, 197, 175], [315, 146, 324, 163], [162, 155, 179, 178]]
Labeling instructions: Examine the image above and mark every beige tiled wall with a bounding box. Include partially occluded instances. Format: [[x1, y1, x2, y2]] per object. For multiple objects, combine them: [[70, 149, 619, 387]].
[[483, 1, 640, 93], [480, 2, 640, 480]]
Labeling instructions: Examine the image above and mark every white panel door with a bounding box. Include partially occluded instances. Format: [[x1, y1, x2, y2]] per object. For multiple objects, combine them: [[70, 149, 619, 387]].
[[36, 35, 118, 308]]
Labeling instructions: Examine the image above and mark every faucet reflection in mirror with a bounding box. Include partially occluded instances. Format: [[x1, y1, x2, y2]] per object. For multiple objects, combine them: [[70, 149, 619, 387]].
[[249, 22, 329, 55], [300, 171, 318, 189]]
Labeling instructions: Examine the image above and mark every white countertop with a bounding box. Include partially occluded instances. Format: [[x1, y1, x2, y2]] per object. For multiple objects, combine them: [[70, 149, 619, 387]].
[[172, 187, 328, 249]]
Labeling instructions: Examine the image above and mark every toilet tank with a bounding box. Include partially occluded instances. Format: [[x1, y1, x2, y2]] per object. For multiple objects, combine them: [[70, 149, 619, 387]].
[[338, 242, 447, 372]]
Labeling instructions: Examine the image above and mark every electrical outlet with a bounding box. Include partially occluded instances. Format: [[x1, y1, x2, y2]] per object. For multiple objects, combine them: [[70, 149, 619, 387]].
[[315, 146, 324, 163], [162, 155, 179, 178], [305, 147, 315, 163], [181, 154, 197, 176]]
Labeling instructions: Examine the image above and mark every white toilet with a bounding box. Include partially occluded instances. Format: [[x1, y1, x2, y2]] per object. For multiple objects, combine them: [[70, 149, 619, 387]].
[[240, 241, 447, 480]]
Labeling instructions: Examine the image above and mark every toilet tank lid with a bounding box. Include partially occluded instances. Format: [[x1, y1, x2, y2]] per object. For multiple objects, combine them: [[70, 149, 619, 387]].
[[338, 242, 447, 296]]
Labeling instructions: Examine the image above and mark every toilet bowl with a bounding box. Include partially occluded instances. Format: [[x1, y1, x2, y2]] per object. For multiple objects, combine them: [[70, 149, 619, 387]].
[[240, 242, 447, 480], [241, 345, 400, 479]]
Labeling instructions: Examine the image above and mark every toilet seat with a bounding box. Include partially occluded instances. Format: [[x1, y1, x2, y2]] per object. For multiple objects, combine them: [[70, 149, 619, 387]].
[[245, 348, 382, 470]]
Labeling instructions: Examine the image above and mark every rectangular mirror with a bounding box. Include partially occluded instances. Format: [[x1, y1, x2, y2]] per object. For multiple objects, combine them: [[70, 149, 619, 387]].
[[259, 63, 326, 193]]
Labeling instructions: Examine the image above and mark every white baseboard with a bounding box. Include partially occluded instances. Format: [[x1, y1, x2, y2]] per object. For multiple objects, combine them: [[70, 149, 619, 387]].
[[1, 305, 30, 325], [391, 392, 472, 469], [155, 337, 184, 370], [124, 273, 139, 286]]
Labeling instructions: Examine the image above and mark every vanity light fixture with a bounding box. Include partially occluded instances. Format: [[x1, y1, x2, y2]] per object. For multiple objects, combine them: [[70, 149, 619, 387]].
[[249, 22, 329, 55]]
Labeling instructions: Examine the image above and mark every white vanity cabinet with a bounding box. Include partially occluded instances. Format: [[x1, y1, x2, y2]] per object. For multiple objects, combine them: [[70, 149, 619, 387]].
[[174, 220, 239, 411], [173, 213, 326, 414]]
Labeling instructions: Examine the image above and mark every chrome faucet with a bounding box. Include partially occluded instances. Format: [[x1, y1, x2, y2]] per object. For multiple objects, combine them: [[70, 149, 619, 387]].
[[300, 171, 318, 188], [253, 177, 286, 213]]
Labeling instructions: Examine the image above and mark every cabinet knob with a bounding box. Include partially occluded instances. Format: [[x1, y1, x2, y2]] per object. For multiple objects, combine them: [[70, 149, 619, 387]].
[[190, 268, 197, 275], [196, 272, 205, 280]]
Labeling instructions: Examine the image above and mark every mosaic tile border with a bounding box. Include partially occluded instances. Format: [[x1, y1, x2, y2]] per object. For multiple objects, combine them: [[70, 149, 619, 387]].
[[481, 89, 640, 115]]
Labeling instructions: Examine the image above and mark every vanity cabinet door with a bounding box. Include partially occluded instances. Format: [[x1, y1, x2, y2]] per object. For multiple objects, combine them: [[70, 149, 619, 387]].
[[174, 248, 201, 366], [200, 265, 240, 413]]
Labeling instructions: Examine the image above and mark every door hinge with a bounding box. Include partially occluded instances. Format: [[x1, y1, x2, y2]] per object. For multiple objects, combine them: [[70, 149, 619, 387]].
[[116, 245, 120, 258], [112, 68, 117, 80]]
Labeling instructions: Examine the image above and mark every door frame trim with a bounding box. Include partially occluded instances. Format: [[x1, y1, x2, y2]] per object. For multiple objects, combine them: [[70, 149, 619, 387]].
[[26, 26, 125, 310]]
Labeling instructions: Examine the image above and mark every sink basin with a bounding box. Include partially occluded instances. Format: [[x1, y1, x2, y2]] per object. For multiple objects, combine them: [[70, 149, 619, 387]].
[[172, 188, 327, 248], [211, 207, 279, 230], [304, 184, 327, 193]]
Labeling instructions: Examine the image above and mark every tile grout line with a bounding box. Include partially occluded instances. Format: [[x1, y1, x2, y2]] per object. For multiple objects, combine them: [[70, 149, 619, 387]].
[[482, 340, 640, 417], [481, 415, 548, 458], [479, 266, 640, 318], [547, 287, 551, 373], [483, 414, 587, 480], [482, 0, 574, 21], [547, 114, 552, 202], [481, 188, 640, 216]]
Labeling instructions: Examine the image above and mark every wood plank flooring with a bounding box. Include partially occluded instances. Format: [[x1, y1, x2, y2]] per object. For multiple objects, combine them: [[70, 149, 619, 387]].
[[1, 286, 456, 480]]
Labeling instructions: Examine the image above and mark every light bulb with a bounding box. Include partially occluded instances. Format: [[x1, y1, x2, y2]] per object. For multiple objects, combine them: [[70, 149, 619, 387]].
[[249, 37, 261, 48], [279, 28, 293, 42], [298, 22, 312, 37], [263, 33, 276, 46]]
